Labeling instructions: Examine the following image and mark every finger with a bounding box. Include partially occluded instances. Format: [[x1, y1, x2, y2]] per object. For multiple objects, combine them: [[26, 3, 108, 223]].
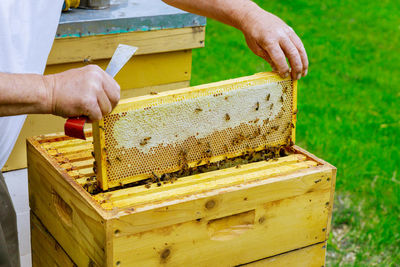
[[86, 102, 102, 122], [288, 31, 309, 76], [279, 37, 303, 80], [101, 72, 121, 109], [253, 42, 277, 71], [262, 42, 290, 78], [96, 87, 113, 116]]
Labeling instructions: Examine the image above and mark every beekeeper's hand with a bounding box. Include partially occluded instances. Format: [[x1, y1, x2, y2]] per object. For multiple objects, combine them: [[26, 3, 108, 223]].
[[44, 65, 120, 121]]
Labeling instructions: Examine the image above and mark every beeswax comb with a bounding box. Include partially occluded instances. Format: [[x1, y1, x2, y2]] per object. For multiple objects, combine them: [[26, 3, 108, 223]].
[[93, 72, 297, 190]]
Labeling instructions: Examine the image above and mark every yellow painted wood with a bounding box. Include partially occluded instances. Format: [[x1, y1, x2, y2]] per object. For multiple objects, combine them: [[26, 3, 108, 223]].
[[48, 27, 205, 65], [94, 154, 307, 204], [113, 72, 290, 114], [294, 145, 337, 238], [31, 208, 326, 267], [111, 188, 330, 266], [292, 79, 298, 144], [60, 158, 93, 168], [243, 242, 326, 267], [31, 212, 76, 267], [121, 81, 190, 99], [68, 168, 94, 179], [95, 159, 318, 210], [93, 119, 108, 189], [55, 150, 93, 163], [109, 167, 333, 236], [41, 137, 93, 149], [46, 143, 93, 156], [45, 50, 193, 92], [76, 176, 95, 186], [28, 133, 336, 266], [27, 140, 108, 266]]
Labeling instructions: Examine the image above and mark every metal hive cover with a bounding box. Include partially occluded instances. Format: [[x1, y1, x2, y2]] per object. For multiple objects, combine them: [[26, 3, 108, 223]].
[[93, 72, 297, 190]]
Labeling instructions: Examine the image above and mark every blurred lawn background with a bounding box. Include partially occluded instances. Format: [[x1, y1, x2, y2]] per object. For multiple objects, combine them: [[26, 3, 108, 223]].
[[191, 0, 400, 265]]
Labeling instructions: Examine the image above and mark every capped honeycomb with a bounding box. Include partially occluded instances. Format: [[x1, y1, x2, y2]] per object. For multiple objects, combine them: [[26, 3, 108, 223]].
[[93, 72, 297, 190]]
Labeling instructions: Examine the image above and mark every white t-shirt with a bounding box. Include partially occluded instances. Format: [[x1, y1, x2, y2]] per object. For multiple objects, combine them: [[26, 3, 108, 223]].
[[0, 0, 64, 169]]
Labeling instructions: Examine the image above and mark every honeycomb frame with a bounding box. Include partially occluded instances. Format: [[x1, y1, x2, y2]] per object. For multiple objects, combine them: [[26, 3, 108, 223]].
[[93, 72, 297, 190]]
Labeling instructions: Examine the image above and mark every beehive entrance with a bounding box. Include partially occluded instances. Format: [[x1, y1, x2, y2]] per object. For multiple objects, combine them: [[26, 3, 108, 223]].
[[93, 72, 297, 190]]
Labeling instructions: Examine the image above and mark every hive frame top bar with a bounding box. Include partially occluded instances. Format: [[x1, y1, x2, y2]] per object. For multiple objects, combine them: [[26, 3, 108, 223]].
[[93, 72, 297, 190]]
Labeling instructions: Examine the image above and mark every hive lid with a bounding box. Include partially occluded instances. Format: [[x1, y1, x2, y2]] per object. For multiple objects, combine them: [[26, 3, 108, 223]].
[[93, 72, 297, 190]]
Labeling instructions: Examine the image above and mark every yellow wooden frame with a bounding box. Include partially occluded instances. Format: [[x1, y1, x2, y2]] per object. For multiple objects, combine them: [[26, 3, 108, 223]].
[[48, 27, 205, 65], [93, 72, 298, 190]]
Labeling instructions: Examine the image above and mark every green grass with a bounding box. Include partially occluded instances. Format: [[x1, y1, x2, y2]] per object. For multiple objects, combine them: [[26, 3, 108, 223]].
[[191, 0, 400, 265]]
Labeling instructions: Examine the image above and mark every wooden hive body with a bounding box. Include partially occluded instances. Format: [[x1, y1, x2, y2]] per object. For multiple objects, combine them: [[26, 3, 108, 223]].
[[28, 134, 336, 266], [28, 73, 335, 266]]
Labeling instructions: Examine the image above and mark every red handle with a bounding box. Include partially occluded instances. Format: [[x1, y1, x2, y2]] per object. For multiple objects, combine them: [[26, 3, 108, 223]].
[[64, 117, 87, 140]]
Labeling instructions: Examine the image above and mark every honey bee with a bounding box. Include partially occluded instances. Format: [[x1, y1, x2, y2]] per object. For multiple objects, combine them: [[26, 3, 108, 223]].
[[280, 96, 284, 103], [266, 93, 270, 101], [232, 133, 245, 146], [204, 148, 212, 158], [255, 102, 260, 111], [140, 140, 147, 146], [150, 91, 158, 95], [152, 171, 161, 183], [83, 56, 92, 64], [195, 108, 203, 113], [225, 113, 230, 121], [270, 103, 274, 110], [140, 137, 151, 146]]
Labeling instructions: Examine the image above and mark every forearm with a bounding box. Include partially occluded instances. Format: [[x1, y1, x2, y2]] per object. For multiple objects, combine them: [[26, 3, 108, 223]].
[[163, 0, 261, 30], [163, 0, 309, 80], [0, 72, 51, 116]]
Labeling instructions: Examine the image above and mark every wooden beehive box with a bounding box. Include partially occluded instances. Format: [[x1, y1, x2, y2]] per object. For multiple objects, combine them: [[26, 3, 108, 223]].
[[28, 73, 336, 266], [28, 135, 335, 266]]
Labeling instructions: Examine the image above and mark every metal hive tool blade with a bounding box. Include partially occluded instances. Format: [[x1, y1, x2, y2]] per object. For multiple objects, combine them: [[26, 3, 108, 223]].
[[93, 72, 297, 190]]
